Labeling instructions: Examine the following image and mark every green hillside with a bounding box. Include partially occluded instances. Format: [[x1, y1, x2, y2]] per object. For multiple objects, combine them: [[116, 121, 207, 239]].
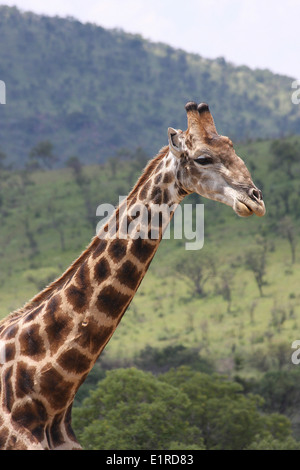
[[1, 134, 300, 446], [1, 136, 299, 368], [1, 5, 300, 447], [0, 5, 299, 168]]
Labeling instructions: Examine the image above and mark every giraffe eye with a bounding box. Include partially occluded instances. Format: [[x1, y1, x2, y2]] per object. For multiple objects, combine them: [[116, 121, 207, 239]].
[[194, 156, 213, 165]]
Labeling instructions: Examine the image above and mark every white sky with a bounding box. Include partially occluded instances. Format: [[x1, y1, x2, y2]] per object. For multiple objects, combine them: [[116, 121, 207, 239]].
[[2, 0, 300, 79]]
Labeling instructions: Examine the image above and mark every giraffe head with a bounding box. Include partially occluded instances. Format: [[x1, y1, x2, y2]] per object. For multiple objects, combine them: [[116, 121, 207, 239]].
[[168, 101, 265, 217]]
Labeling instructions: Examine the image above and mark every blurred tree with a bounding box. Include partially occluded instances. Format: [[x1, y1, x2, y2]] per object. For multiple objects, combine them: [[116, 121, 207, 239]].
[[66, 155, 94, 228], [253, 369, 300, 416], [278, 216, 297, 264], [29, 140, 57, 170], [270, 140, 300, 180], [175, 252, 216, 298], [247, 435, 300, 450], [134, 344, 214, 375], [46, 199, 67, 252], [244, 235, 268, 296], [160, 366, 295, 450], [0, 148, 7, 169], [72, 367, 202, 450], [66, 155, 82, 175], [72, 366, 297, 450], [216, 270, 234, 312]]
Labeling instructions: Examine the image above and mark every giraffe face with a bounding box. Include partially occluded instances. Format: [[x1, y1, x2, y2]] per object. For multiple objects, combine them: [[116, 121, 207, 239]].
[[168, 102, 266, 217]]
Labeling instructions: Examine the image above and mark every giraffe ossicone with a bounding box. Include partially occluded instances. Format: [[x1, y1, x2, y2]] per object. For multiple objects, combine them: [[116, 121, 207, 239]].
[[0, 101, 265, 450]]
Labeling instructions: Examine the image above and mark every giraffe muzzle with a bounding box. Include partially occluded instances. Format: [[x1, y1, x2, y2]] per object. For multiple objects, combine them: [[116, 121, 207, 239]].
[[248, 187, 263, 203], [235, 190, 266, 217]]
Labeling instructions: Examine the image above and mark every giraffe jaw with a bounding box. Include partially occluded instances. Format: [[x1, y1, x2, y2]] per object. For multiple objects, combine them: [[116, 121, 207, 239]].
[[234, 199, 266, 217]]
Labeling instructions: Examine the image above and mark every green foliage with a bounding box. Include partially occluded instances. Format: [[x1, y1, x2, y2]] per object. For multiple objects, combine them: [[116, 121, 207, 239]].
[[0, 6, 299, 168], [72, 366, 298, 450], [252, 369, 300, 415], [134, 345, 214, 375], [28, 140, 57, 170], [0, 148, 7, 169], [1, 6, 300, 449], [175, 251, 216, 298], [159, 367, 263, 450], [0, 134, 300, 449], [278, 216, 297, 264], [247, 435, 300, 450], [244, 235, 268, 296], [270, 140, 300, 180], [73, 368, 202, 450]]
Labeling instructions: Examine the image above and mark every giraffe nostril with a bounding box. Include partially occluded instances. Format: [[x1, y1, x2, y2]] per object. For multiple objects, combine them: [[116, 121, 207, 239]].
[[249, 187, 262, 202]]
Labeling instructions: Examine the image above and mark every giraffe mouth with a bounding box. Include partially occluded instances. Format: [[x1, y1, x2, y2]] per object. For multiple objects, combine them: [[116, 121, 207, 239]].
[[235, 200, 253, 217], [235, 199, 265, 217]]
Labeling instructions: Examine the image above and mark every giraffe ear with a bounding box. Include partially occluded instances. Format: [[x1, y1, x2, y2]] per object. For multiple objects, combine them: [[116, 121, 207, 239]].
[[168, 127, 184, 158]]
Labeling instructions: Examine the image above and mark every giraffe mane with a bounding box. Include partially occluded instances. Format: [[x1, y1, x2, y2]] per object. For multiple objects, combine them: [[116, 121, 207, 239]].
[[0, 145, 169, 325], [126, 145, 168, 201]]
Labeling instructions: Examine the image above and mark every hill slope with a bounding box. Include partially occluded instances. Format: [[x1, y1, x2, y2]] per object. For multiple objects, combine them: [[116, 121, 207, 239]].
[[0, 136, 300, 377], [0, 5, 299, 167]]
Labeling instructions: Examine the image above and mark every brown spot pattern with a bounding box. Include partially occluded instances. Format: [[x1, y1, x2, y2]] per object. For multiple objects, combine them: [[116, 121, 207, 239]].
[[139, 180, 151, 200], [5, 343, 15, 362], [40, 365, 74, 410], [108, 239, 127, 263], [44, 311, 73, 354], [24, 305, 43, 323], [66, 285, 89, 313], [154, 173, 162, 184], [92, 238, 108, 259], [19, 324, 46, 360], [0, 427, 9, 448], [94, 257, 111, 283], [96, 286, 131, 319], [162, 171, 174, 183], [76, 321, 114, 355], [151, 187, 162, 205], [57, 349, 91, 374], [4, 324, 18, 340], [64, 404, 78, 442], [46, 295, 61, 316], [3, 366, 14, 411], [11, 399, 47, 441], [130, 238, 157, 263], [75, 261, 89, 289], [117, 260, 143, 290], [162, 188, 171, 204], [15, 361, 36, 398], [49, 412, 65, 447]]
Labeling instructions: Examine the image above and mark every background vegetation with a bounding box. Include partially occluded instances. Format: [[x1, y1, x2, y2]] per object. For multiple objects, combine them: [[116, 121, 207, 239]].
[[0, 5, 300, 168], [1, 135, 300, 449], [1, 5, 300, 450]]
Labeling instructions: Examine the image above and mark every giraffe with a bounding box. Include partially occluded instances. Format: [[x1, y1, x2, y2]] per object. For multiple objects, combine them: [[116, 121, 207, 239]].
[[0, 102, 265, 450]]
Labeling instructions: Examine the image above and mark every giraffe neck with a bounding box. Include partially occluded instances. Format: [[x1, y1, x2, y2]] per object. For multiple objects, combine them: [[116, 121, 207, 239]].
[[60, 145, 187, 353], [0, 146, 188, 449], [86, 146, 186, 320]]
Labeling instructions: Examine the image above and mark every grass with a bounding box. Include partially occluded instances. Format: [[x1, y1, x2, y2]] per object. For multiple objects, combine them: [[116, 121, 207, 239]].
[[0, 135, 299, 380], [101, 236, 300, 378]]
